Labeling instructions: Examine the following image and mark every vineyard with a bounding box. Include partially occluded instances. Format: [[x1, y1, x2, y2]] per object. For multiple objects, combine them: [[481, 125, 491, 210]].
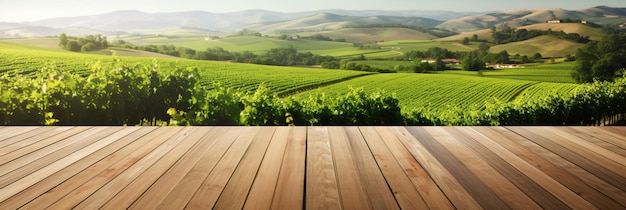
[[292, 73, 578, 111], [0, 42, 372, 95], [1, 41, 624, 126]]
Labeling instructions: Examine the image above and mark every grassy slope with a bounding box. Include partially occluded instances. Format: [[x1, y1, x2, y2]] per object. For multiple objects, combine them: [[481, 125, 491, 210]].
[[438, 29, 493, 41], [489, 35, 583, 57], [0, 42, 372, 95], [440, 23, 603, 41], [518, 23, 605, 40], [0, 38, 180, 59], [1, 41, 582, 112], [292, 73, 579, 111], [437, 62, 577, 83], [379, 40, 477, 53], [122, 35, 366, 55], [299, 28, 436, 43]]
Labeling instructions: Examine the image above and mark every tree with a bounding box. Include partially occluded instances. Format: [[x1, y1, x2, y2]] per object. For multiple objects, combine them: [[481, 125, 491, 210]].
[[59, 33, 68, 47], [494, 50, 510, 64], [461, 51, 485, 71], [462, 37, 470, 45], [520, 55, 530, 63], [472, 34, 479, 42], [433, 57, 446, 71], [65, 40, 80, 52], [573, 32, 626, 83], [531, 53, 542, 60], [478, 43, 490, 55], [81, 43, 96, 52]]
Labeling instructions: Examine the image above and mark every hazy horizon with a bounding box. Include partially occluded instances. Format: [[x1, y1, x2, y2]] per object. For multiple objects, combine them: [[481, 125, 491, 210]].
[[0, 0, 623, 22]]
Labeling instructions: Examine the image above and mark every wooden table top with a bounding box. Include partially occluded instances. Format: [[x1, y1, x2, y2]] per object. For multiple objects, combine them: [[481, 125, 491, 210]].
[[0, 126, 624, 209]]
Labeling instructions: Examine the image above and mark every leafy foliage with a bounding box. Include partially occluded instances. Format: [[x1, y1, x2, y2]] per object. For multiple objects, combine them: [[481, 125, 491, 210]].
[[59, 33, 108, 52], [573, 31, 626, 83]]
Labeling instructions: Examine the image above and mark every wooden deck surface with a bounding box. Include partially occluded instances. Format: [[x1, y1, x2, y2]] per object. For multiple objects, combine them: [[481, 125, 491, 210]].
[[0, 126, 624, 209]]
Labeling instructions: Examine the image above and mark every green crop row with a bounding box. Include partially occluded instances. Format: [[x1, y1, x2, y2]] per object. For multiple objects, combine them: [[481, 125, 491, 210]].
[[0, 42, 372, 96], [292, 73, 571, 111]]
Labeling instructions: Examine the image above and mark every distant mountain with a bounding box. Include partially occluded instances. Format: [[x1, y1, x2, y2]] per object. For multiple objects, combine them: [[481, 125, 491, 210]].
[[305, 9, 488, 21], [437, 6, 626, 32], [241, 13, 442, 34], [0, 6, 624, 38], [0, 9, 478, 37]]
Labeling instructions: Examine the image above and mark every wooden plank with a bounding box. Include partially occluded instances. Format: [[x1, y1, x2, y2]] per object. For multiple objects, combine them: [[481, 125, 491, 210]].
[[448, 127, 569, 209], [101, 127, 218, 209], [500, 127, 626, 207], [136, 127, 241, 209], [562, 127, 626, 156], [579, 127, 626, 149], [359, 126, 429, 209], [41, 127, 192, 209], [0, 127, 73, 156], [0, 126, 103, 170], [327, 126, 373, 210], [6, 127, 161, 209], [0, 127, 57, 149], [304, 126, 341, 210], [213, 127, 277, 209], [374, 127, 453, 209], [71, 127, 208, 209], [405, 126, 509, 209], [0, 126, 136, 202], [270, 126, 307, 210], [546, 127, 625, 167], [343, 127, 400, 210], [0, 126, 92, 166], [508, 127, 626, 190], [0, 126, 39, 141], [604, 127, 626, 143], [243, 127, 291, 210], [473, 127, 626, 208], [460, 127, 598, 209], [0, 127, 120, 188], [423, 127, 541, 209], [184, 127, 261, 209], [391, 127, 481, 209]]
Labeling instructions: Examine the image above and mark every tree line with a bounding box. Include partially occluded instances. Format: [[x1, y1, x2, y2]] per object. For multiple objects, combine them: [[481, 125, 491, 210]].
[[59, 33, 108, 52], [111, 40, 390, 72], [401, 46, 540, 72], [490, 26, 590, 45], [573, 30, 626, 83], [345, 23, 459, 38]]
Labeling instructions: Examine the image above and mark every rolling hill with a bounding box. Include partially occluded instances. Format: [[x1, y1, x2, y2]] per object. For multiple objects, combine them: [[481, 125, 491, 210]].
[[239, 13, 442, 35], [437, 6, 626, 32], [489, 35, 584, 57], [0, 9, 470, 38], [440, 22, 605, 41], [296, 28, 436, 43], [518, 23, 606, 39], [1, 6, 623, 38]]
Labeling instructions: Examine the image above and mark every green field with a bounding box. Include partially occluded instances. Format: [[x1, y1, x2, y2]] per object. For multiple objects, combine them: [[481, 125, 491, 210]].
[[351, 60, 416, 72], [291, 73, 578, 111], [0, 42, 372, 96], [120, 35, 374, 56], [0, 40, 584, 115], [379, 40, 477, 53], [437, 62, 577, 83]]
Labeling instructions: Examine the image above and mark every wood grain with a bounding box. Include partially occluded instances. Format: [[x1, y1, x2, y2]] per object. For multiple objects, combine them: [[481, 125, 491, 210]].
[[1, 126, 624, 209], [305, 126, 341, 210], [360, 126, 429, 209], [271, 126, 307, 210]]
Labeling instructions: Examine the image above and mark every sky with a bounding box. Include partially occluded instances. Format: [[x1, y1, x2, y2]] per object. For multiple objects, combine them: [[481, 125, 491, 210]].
[[0, 0, 623, 22]]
